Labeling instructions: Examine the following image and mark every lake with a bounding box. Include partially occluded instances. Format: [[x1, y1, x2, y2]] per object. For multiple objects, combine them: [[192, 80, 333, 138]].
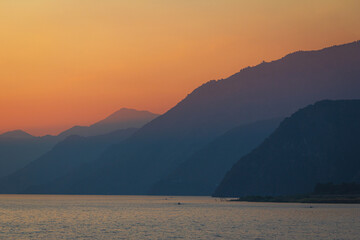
[[0, 195, 359, 239]]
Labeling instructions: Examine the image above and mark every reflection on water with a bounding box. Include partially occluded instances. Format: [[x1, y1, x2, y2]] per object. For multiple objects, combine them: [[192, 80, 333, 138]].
[[0, 195, 359, 239]]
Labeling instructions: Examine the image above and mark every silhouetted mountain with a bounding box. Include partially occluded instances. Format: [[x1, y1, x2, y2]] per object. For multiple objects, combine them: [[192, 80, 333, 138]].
[[0, 131, 58, 177], [58, 108, 158, 138], [149, 118, 281, 195], [0, 108, 156, 178], [214, 100, 360, 197], [0, 128, 137, 193], [43, 41, 360, 195]]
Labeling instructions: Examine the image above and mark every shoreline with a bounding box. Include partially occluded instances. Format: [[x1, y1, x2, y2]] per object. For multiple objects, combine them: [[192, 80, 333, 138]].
[[230, 195, 360, 204]]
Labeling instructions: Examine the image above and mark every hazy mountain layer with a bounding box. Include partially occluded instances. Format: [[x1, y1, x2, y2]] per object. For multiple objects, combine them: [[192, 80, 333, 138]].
[[0, 131, 58, 177], [149, 119, 281, 195], [0, 108, 156, 178], [0, 128, 137, 193]]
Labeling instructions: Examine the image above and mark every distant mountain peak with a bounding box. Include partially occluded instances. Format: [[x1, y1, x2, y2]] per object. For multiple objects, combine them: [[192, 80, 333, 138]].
[[112, 107, 157, 115], [96, 108, 159, 125], [0, 130, 34, 139], [58, 108, 159, 138], [118, 107, 137, 111]]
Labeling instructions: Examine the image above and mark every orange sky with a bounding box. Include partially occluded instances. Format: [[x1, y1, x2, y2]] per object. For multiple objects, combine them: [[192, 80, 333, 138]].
[[1, 0, 360, 136]]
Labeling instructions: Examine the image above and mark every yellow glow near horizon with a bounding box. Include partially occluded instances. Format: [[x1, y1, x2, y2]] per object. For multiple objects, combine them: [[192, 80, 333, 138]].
[[1, 0, 360, 135]]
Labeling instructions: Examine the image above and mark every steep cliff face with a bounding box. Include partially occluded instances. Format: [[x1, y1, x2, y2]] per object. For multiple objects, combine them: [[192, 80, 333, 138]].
[[214, 100, 360, 197]]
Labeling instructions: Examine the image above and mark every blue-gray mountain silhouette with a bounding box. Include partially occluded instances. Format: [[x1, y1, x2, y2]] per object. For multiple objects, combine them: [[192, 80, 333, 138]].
[[149, 118, 281, 195], [0, 108, 157, 178], [40, 41, 360, 195], [213, 100, 360, 197], [0, 131, 58, 178], [0, 128, 137, 193]]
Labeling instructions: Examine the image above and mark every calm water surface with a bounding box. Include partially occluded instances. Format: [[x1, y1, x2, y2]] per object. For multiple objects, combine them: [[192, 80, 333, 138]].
[[0, 195, 359, 239]]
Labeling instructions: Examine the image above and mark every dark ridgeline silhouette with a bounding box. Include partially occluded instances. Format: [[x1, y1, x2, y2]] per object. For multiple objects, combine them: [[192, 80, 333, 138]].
[[0, 108, 158, 179], [149, 118, 281, 195], [33, 41, 360, 195], [0, 128, 137, 194], [58, 108, 159, 138], [214, 100, 360, 197]]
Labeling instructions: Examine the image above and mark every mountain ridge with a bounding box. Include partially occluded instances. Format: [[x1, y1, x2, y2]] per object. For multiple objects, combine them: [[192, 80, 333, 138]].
[[0, 108, 157, 178], [0, 128, 138, 194], [214, 99, 360, 197], [58, 108, 159, 138]]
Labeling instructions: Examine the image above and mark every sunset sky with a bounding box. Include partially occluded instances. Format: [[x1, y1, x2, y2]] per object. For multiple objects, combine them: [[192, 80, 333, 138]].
[[1, 0, 360, 136]]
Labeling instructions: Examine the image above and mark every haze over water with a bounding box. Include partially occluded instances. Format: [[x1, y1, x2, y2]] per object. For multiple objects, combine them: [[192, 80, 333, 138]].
[[0, 195, 359, 239]]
